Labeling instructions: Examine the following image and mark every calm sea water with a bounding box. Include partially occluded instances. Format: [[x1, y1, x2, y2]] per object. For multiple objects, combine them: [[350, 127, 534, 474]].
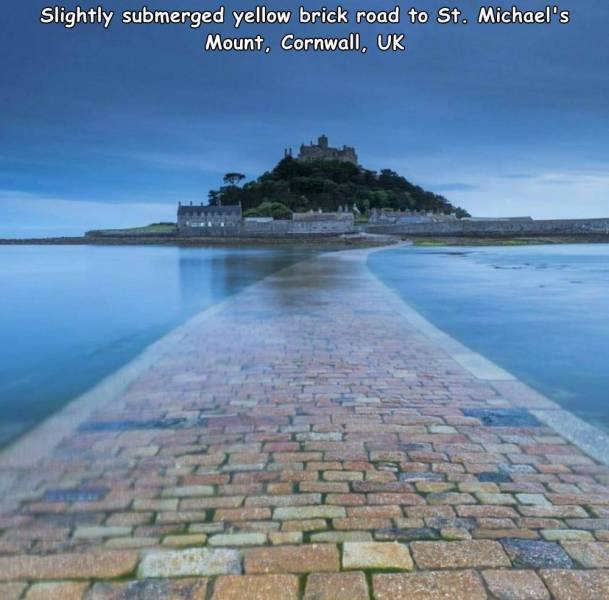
[[0, 245, 314, 447], [369, 244, 609, 431]]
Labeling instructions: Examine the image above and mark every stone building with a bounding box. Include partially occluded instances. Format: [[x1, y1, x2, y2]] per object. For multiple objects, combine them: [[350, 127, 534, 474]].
[[177, 202, 242, 236], [369, 208, 457, 225], [177, 201, 355, 237], [289, 135, 358, 165]]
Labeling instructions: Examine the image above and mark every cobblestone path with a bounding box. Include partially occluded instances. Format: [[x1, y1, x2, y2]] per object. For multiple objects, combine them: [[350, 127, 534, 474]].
[[1, 248, 609, 599]]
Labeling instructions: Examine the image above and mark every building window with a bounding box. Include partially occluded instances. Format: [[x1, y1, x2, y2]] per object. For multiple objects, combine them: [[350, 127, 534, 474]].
[[221, 222, 224, 227], [208, 222, 212, 227]]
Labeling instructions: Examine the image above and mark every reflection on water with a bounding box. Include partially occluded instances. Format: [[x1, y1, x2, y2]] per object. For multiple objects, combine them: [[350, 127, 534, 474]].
[[369, 244, 609, 431], [0, 245, 315, 447]]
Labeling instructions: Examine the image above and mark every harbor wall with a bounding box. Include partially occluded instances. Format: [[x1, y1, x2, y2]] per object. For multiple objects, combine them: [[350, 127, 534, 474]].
[[365, 218, 609, 237]]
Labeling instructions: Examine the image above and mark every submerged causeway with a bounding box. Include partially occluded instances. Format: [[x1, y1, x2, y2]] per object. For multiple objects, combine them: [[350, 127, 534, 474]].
[[0, 248, 608, 598]]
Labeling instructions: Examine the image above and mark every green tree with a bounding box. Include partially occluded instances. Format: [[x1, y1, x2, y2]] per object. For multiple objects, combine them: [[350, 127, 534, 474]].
[[223, 172, 246, 186], [208, 158, 469, 217]]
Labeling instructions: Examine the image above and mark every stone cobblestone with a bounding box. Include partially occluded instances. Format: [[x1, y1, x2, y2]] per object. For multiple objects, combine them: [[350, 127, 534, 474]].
[[304, 572, 369, 600], [86, 578, 208, 599], [1, 248, 609, 597], [25, 581, 90, 600], [138, 548, 241, 577], [244, 544, 339, 574], [411, 540, 511, 568], [373, 570, 487, 599], [0, 583, 28, 600], [212, 574, 299, 599], [541, 569, 609, 599], [482, 569, 550, 600], [342, 541, 413, 570]]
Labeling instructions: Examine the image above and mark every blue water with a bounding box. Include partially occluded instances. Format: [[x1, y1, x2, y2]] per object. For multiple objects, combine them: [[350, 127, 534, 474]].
[[0, 245, 314, 447], [369, 244, 609, 430]]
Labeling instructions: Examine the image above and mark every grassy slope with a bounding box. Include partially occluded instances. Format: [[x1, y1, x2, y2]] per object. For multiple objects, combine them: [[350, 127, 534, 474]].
[[90, 223, 177, 235]]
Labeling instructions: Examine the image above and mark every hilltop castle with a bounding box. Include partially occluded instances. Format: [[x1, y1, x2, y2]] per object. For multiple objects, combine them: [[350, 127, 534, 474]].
[[284, 135, 358, 165]]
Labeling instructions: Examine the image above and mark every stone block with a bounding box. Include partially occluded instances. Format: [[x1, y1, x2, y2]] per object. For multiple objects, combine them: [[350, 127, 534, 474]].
[[273, 506, 346, 520], [304, 572, 368, 600], [501, 538, 573, 569], [209, 533, 267, 547], [26, 582, 90, 600], [212, 575, 298, 600], [342, 542, 413, 570], [482, 569, 550, 600], [411, 540, 511, 569], [138, 548, 241, 577], [562, 542, 609, 567], [374, 570, 486, 600], [0, 551, 139, 581], [244, 544, 339, 574], [541, 570, 609, 600], [87, 578, 208, 599]]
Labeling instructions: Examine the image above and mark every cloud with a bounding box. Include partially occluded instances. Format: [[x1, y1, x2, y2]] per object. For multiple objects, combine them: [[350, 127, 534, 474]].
[[444, 170, 609, 219], [0, 190, 177, 237], [500, 173, 537, 180], [128, 151, 264, 176], [534, 172, 609, 186], [428, 183, 477, 192]]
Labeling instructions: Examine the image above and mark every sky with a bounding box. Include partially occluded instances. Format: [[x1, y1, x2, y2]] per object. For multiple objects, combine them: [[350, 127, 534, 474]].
[[1, 0, 608, 236]]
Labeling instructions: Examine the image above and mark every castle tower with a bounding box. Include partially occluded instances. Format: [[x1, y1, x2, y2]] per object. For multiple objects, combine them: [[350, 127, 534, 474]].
[[296, 135, 358, 165]]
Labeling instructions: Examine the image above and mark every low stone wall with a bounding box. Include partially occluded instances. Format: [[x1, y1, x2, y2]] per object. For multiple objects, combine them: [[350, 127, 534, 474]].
[[242, 219, 354, 236], [365, 218, 609, 237], [180, 218, 355, 238], [85, 230, 177, 238]]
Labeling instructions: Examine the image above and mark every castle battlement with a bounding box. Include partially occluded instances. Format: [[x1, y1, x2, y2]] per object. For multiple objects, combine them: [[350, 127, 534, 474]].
[[289, 134, 358, 165]]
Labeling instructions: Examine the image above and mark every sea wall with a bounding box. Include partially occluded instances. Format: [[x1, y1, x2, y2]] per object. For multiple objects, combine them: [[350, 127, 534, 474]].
[[242, 217, 353, 236], [365, 218, 609, 237], [178, 216, 355, 237]]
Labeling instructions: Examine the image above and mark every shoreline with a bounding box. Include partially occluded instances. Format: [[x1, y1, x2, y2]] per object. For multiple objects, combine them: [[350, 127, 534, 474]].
[[371, 268, 609, 466], [0, 249, 321, 469], [409, 235, 609, 246], [2, 244, 608, 473], [0, 234, 395, 248], [2, 233, 609, 247]]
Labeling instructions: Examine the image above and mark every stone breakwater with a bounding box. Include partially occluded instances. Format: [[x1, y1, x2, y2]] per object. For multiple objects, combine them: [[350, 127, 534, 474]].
[[366, 217, 609, 238], [1, 248, 609, 598]]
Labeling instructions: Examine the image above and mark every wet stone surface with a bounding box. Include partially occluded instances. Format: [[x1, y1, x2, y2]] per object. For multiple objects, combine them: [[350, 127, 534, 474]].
[[399, 472, 443, 482], [499, 463, 537, 474], [375, 527, 440, 542], [501, 538, 574, 569], [78, 418, 189, 432], [426, 517, 476, 531], [43, 488, 108, 503], [462, 408, 541, 427], [478, 472, 512, 483], [0, 249, 608, 598]]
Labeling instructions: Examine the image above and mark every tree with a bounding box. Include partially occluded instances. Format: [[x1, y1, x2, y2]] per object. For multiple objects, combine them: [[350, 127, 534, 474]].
[[244, 201, 292, 220], [208, 158, 469, 217], [223, 172, 246, 186], [208, 190, 220, 205]]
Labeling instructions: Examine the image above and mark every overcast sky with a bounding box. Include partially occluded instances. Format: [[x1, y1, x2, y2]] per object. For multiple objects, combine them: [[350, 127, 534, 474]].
[[1, 0, 608, 236]]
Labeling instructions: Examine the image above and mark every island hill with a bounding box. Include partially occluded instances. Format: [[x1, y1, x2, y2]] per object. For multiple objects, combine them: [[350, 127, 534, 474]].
[[84, 135, 609, 244], [92, 135, 469, 240], [204, 135, 469, 222]]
